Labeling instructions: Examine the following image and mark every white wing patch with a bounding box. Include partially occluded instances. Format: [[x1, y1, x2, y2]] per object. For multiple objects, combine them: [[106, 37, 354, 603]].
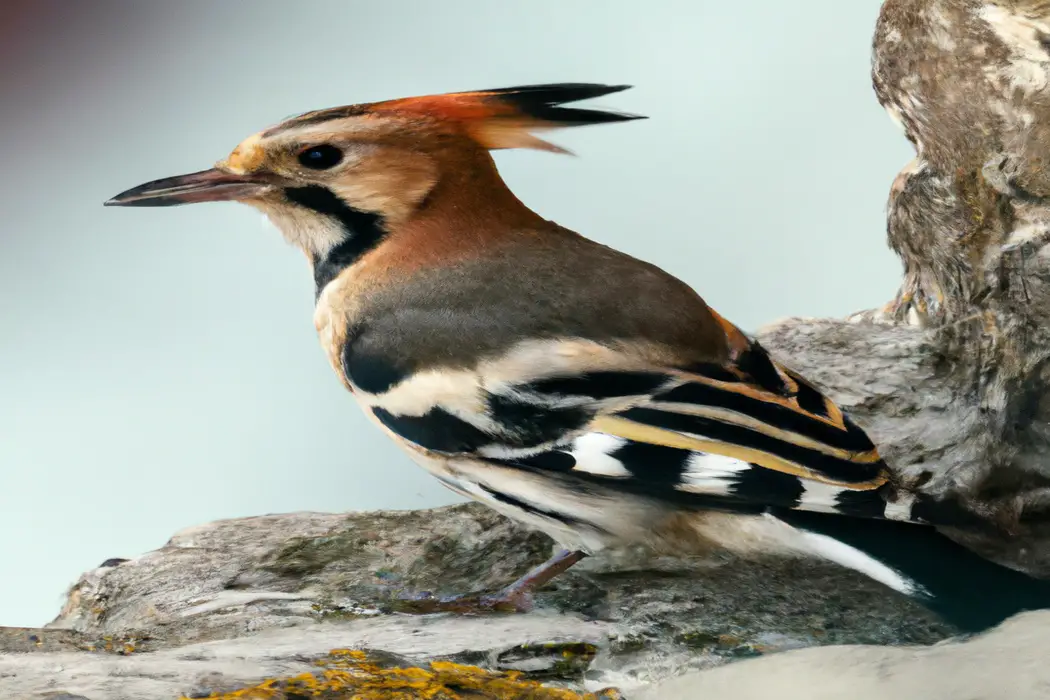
[[568, 432, 631, 477], [565, 430, 756, 498], [798, 480, 851, 514], [678, 453, 751, 495]]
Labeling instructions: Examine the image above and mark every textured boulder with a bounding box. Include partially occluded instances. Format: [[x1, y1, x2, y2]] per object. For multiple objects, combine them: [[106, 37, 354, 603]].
[[789, 0, 1050, 572], [635, 609, 1050, 700], [0, 503, 950, 698]]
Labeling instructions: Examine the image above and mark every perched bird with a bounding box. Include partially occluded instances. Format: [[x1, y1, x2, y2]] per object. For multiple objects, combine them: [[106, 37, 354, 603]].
[[106, 83, 1050, 632]]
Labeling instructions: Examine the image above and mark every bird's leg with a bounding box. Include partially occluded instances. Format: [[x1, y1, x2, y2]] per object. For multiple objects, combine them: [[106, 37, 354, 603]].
[[387, 548, 587, 615], [489, 548, 587, 608]]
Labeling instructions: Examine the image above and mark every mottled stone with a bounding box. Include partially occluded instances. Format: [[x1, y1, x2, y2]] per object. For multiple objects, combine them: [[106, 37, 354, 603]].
[[752, 0, 1050, 577], [635, 609, 1050, 700], [0, 504, 952, 698], [869, 0, 1050, 494]]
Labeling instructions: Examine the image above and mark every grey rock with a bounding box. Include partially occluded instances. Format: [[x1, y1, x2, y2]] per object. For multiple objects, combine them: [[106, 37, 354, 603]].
[[0, 503, 946, 698], [637, 609, 1050, 700], [758, 0, 1050, 577], [865, 0, 1050, 527]]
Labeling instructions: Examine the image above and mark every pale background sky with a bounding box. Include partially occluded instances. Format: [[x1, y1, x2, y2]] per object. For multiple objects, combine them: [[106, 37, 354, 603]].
[[0, 0, 910, 626]]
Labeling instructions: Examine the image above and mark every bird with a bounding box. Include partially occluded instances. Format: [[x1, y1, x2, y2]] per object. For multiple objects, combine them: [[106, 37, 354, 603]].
[[105, 83, 1050, 632]]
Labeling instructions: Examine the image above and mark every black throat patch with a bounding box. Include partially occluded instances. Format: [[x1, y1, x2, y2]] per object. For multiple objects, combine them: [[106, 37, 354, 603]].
[[283, 185, 387, 296]]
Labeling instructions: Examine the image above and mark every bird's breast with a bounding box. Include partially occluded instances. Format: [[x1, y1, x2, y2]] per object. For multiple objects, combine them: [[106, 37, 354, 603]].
[[312, 265, 375, 392]]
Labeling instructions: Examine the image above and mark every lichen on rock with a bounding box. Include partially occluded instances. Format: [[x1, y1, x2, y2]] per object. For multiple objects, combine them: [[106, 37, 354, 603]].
[[183, 649, 622, 700]]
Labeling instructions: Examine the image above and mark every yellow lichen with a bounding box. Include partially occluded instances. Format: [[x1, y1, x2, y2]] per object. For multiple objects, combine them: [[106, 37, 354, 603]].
[[184, 648, 622, 700], [77, 634, 143, 655]]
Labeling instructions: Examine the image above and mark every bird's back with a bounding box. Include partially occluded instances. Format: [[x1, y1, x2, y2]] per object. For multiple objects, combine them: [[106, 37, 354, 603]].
[[344, 223, 733, 385], [324, 216, 895, 516]]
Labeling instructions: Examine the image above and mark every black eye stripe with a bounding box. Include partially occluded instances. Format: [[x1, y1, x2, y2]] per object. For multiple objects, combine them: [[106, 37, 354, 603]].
[[297, 144, 343, 170]]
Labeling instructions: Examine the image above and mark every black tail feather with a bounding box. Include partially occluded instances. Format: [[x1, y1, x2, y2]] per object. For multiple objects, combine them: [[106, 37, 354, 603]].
[[773, 507, 1050, 633]]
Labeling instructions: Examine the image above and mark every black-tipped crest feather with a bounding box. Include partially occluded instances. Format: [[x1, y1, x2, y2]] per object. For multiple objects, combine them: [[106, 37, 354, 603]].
[[478, 83, 646, 125]]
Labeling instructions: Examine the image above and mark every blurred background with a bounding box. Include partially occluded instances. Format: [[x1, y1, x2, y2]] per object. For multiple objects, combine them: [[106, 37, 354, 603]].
[[0, 0, 910, 626]]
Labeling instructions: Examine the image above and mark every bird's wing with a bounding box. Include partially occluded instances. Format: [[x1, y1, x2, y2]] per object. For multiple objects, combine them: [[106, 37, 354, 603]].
[[496, 341, 893, 519], [368, 335, 896, 521]]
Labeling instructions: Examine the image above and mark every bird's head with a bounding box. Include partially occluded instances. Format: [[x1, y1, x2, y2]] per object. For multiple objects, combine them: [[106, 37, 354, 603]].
[[106, 83, 643, 267]]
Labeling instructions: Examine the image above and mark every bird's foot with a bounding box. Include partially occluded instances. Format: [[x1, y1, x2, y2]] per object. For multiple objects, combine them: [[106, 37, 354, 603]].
[[383, 548, 586, 616], [385, 587, 535, 615]]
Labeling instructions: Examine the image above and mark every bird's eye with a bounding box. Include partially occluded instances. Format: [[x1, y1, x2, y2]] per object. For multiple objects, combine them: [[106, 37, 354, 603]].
[[297, 144, 343, 170]]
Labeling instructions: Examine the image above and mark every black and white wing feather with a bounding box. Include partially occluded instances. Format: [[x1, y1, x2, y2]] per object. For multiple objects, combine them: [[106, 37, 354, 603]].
[[497, 344, 899, 521], [368, 337, 905, 523]]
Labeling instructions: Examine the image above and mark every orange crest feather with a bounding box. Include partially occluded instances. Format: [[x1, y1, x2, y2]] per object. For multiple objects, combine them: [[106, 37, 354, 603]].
[[369, 83, 645, 153]]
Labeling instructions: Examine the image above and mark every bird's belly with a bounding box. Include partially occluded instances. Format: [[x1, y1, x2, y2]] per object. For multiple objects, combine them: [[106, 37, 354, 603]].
[[401, 449, 809, 559], [401, 450, 658, 553]]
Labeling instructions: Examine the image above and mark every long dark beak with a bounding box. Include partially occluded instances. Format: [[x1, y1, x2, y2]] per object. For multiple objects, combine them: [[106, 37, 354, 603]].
[[104, 168, 272, 207]]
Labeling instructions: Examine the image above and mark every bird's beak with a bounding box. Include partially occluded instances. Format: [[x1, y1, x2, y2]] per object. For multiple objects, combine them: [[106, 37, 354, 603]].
[[104, 168, 272, 207]]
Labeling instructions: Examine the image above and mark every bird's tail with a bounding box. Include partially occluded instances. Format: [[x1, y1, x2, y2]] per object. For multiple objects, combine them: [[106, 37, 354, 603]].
[[772, 506, 1050, 633]]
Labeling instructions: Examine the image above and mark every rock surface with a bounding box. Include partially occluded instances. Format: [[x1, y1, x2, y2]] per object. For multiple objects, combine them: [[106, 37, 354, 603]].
[[2, 503, 952, 698], [821, 0, 1050, 572], [635, 609, 1050, 700]]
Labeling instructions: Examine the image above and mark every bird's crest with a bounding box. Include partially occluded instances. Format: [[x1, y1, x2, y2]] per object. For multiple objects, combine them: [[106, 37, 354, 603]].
[[372, 83, 644, 152], [272, 83, 645, 154]]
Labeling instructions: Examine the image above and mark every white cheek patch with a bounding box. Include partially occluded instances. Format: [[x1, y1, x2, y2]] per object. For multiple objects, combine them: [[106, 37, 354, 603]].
[[258, 205, 347, 260]]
